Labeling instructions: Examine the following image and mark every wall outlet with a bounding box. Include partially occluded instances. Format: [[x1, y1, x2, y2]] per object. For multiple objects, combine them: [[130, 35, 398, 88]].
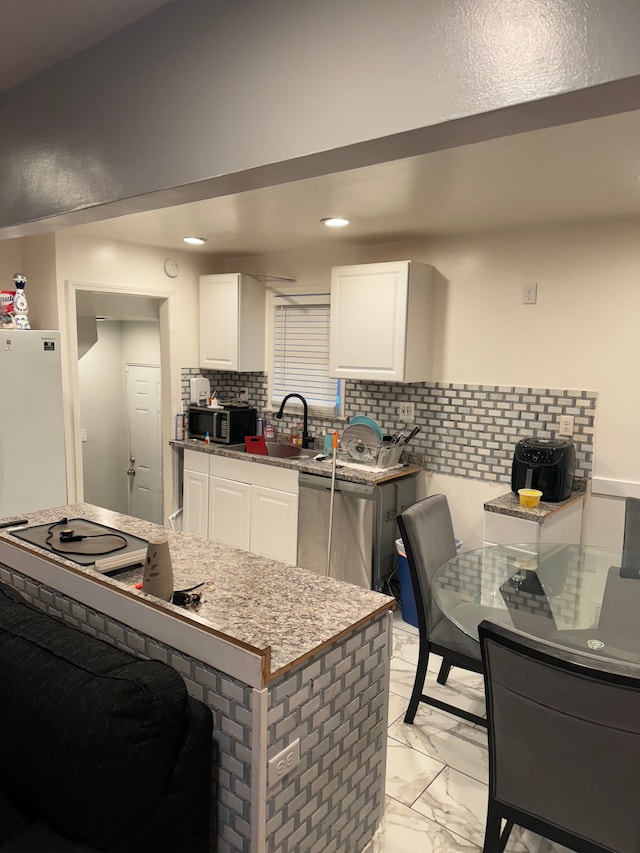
[[522, 282, 538, 304], [267, 738, 300, 788], [559, 414, 574, 436], [81, 428, 87, 443], [238, 387, 249, 402], [397, 402, 415, 421]]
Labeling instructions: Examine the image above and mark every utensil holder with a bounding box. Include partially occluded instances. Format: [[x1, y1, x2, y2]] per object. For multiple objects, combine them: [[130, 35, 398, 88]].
[[143, 537, 174, 601]]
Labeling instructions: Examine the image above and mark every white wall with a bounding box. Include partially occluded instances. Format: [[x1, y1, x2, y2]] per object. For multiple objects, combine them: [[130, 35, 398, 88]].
[[78, 319, 161, 517], [78, 321, 129, 513], [121, 320, 160, 366], [19, 234, 58, 330], [227, 216, 640, 549], [0, 238, 22, 287], [52, 232, 220, 519]]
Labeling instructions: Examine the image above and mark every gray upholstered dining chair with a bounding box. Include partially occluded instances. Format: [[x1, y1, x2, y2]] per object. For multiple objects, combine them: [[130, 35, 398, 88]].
[[398, 494, 492, 728], [479, 618, 640, 853]]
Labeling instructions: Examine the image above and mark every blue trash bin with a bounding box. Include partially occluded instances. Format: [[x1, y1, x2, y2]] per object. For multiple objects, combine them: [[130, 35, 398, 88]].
[[396, 536, 463, 629], [396, 538, 419, 628]]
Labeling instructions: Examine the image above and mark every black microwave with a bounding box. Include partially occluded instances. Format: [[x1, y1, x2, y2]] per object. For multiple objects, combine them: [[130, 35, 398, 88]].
[[188, 405, 257, 444]]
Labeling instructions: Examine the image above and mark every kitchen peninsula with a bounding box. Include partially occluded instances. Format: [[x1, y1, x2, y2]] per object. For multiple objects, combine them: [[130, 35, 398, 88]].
[[0, 504, 394, 853]]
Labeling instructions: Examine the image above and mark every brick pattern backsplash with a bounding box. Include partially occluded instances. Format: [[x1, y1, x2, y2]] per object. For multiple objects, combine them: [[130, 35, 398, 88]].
[[265, 615, 390, 853], [182, 369, 597, 482], [1, 563, 390, 853]]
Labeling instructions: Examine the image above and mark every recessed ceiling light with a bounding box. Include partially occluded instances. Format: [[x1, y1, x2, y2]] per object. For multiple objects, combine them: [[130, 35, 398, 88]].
[[183, 236, 207, 245], [321, 217, 350, 228]]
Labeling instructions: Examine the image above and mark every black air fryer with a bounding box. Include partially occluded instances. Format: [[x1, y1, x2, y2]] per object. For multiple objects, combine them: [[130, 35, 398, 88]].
[[511, 437, 575, 502]]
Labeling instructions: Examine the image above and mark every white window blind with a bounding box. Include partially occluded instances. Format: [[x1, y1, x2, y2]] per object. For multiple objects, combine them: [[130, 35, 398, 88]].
[[272, 295, 340, 415]]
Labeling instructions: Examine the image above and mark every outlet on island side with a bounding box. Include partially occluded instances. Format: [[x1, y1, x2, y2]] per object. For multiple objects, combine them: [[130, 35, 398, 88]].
[[267, 738, 300, 788]]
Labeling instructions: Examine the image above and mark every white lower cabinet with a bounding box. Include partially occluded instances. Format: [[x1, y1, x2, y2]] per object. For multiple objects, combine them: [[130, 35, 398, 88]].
[[183, 450, 299, 564], [250, 485, 298, 565], [183, 451, 210, 538], [209, 476, 251, 551], [483, 499, 583, 547]]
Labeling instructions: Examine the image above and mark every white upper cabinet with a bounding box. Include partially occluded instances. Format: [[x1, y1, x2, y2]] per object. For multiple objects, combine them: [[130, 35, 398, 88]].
[[199, 273, 265, 371], [329, 260, 433, 382]]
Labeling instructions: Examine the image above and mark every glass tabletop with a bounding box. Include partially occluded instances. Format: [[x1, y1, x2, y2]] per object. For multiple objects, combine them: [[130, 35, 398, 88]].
[[432, 543, 640, 663]]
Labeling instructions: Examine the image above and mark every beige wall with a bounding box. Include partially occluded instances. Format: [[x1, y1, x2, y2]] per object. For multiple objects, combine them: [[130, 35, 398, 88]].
[[49, 232, 220, 520], [6, 216, 637, 546], [0, 238, 22, 287], [227, 216, 640, 548]]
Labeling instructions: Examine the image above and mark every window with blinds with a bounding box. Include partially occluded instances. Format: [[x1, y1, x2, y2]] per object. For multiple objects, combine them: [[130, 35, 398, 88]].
[[272, 294, 341, 415]]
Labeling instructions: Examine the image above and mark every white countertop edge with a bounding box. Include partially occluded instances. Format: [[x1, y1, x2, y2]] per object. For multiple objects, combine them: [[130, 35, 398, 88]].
[[0, 539, 265, 689]]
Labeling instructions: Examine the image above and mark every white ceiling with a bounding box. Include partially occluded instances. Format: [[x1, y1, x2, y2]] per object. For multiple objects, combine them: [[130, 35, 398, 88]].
[[0, 0, 173, 94], [66, 108, 640, 256]]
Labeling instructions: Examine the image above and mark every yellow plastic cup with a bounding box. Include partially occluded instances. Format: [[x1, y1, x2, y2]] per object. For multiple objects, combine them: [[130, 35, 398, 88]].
[[518, 488, 543, 508]]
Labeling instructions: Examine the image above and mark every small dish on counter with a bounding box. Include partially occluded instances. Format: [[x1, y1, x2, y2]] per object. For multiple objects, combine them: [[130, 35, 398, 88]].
[[518, 488, 543, 508]]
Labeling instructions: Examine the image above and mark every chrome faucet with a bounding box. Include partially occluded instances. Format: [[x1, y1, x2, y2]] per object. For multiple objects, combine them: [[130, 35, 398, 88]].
[[276, 393, 311, 448]]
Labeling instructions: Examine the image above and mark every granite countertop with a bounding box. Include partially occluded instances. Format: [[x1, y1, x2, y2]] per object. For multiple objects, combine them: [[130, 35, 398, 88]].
[[484, 481, 587, 522], [170, 439, 423, 486], [0, 503, 394, 680]]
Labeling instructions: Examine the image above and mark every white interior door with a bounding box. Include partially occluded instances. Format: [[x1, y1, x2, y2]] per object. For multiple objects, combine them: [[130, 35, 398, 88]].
[[126, 364, 162, 524]]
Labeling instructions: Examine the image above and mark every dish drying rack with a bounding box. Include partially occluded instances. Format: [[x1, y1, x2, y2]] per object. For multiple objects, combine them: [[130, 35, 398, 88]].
[[337, 441, 404, 469]]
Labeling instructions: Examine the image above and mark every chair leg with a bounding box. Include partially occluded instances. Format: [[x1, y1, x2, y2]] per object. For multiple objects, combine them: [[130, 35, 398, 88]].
[[436, 658, 452, 685], [404, 640, 430, 724], [483, 801, 510, 853], [482, 801, 503, 853]]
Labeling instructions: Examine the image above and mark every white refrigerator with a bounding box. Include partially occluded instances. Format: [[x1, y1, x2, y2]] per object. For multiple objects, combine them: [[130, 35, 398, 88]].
[[0, 330, 68, 517]]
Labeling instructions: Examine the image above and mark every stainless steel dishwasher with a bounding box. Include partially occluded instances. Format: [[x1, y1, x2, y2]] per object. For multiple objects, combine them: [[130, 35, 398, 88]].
[[297, 471, 417, 590]]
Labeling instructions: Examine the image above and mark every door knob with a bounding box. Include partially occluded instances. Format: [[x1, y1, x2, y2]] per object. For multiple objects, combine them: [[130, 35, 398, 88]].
[[129, 456, 136, 464]]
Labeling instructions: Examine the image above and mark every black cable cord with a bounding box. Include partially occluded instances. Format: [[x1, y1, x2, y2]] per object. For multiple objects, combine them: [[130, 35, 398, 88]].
[[45, 519, 128, 557]]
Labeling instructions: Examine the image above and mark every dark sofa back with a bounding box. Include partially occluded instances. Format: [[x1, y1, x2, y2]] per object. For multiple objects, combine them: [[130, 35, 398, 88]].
[[0, 581, 197, 849]]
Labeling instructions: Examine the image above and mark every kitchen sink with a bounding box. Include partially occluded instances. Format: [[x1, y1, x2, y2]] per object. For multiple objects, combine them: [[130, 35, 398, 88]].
[[227, 442, 317, 459]]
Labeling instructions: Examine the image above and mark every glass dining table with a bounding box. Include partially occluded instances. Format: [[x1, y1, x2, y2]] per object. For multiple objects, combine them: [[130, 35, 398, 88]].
[[431, 542, 640, 663]]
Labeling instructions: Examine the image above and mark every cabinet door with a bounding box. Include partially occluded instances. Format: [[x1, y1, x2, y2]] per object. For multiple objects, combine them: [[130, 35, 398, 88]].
[[183, 469, 209, 538], [330, 261, 410, 381], [209, 476, 251, 550], [484, 511, 540, 546], [199, 274, 265, 371], [200, 273, 240, 370], [250, 486, 299, 565]]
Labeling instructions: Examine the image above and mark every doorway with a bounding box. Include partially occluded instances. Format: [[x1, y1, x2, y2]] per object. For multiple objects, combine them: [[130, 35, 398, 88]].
[[76, 291, 163, 524]]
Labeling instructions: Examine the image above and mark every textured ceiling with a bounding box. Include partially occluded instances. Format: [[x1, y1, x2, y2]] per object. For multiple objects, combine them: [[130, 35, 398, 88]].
[[0, 0, 173, 93]]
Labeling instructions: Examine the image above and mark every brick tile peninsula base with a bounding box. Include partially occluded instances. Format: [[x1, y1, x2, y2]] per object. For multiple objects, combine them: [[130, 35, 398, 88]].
[[0, 505, 393, 853]]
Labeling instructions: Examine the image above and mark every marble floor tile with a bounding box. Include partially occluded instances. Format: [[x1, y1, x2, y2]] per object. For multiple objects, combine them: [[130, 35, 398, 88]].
[[389, 655, 486, 719], [388, 704, 489, 785], [374, 619, 576, 853], [413, 765, 488, 845], [385, 735, 445, 807], [505, 827, 574, 853], [372, 796, 481, 852], [387, 690, 408, 726]]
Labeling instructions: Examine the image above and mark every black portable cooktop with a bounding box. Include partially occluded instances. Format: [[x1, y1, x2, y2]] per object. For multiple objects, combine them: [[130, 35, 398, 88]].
[[11, 518, 148, 573]]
